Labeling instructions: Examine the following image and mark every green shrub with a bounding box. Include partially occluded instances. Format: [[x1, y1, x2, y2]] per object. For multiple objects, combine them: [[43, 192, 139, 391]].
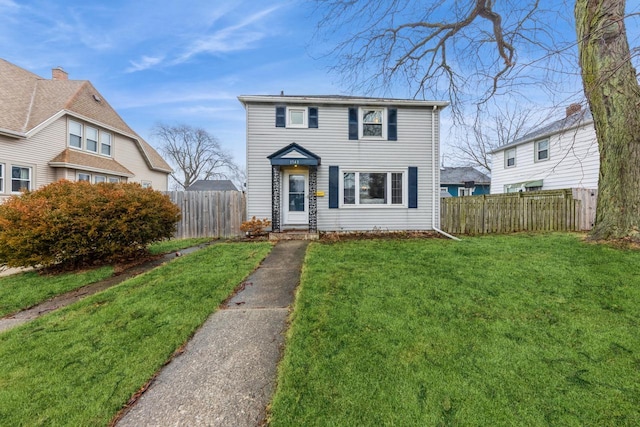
[[0, 180, 181, 269]]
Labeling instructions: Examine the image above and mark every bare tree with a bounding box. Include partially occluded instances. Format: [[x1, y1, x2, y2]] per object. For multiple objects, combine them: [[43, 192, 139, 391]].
[[153, 123, 237, 190], [315, 0, 640, 241], [454, 105, 537, 173]]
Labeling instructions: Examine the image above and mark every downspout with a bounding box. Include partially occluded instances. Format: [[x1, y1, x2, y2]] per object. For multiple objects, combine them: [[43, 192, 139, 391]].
[[431, 105, 461, 241]]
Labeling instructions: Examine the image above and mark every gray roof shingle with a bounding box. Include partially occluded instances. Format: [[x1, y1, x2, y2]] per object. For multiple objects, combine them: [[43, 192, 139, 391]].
[[440, 167, 490, 185]]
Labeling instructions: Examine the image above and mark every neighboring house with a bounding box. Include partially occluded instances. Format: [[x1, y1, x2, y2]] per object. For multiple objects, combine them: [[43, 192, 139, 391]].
[[0, 59, 171, 200], [238, 94, 448, 232], [440, 166, 490, 197], [490, 104, 599, 193], [186, 179, 239, 191]]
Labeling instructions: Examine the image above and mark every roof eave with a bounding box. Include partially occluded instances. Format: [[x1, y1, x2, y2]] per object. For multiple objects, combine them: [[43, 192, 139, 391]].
[[238, 95, 449, 108], [48, 161, 135, 178], [0, 127, 27, 139], [491, 118, 594, 154]]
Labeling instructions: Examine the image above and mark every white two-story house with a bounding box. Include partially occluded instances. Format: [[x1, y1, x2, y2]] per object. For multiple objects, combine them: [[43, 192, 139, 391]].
[[238, 95, 448, 233], [490, 104, 599, 193]]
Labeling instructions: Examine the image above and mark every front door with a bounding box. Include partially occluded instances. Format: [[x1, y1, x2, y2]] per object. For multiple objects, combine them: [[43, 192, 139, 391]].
[[283, 170, 308, 225]]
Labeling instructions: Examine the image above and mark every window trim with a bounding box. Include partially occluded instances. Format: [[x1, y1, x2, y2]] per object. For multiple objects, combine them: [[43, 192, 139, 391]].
[[458, 187, 474, 197], [11, 165, 32, 193], [0, 163, 4, 194], [94, 175, 106, 183], [535, 139, 549, 162], [340, 169, 406, 208], [505, 147, 516, 168]]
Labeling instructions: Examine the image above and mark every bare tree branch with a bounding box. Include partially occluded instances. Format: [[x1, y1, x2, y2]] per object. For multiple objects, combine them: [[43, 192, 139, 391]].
[[152, 123, 237, 190]]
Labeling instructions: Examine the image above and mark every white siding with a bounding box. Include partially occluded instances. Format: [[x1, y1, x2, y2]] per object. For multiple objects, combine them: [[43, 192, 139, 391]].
[[491, 123, 599, 194], [114, 134, 169, 190], [245, 101, 441, 231], [0, 117, 66, 198]]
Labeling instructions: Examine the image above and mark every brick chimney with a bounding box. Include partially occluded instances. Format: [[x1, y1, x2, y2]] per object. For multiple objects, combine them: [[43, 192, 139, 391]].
[[566, 103, 581, 117], [52, 67, 68, 80]]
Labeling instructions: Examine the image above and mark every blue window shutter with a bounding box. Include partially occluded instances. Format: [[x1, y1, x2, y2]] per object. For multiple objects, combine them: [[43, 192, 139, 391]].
[[348, 108, 358, 140], [329, 166, 339, 208], [309, 107, 318, 128], [408, 167, 418, 208], [388, 108, 397, 141], [276, 106, 285, 127]]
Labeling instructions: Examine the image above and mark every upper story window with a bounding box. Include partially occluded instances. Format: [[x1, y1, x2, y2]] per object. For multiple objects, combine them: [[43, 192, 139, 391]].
[[100, 132, 112, 156], [535, 139, 549, 161], [68, 119, 113, 157], [362, 109, 383, 137], [276, 106, 318, 129], [505, 148, 516, 168], [86, 126, 98, 152], [348, 107, 397, 141], [69, 121, 82, 148], [11, 166, 31, 192]]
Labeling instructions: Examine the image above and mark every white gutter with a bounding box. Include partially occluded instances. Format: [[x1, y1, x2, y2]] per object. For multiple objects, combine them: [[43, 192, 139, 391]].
[[431, 105, 460, 241]]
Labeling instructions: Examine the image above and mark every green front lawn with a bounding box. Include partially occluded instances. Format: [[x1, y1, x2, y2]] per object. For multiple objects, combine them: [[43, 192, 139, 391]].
[[0, 242, 271, 426], [0, 267, 113, 317], [0, 238, 211, 318], [269, 234, 640, 426]]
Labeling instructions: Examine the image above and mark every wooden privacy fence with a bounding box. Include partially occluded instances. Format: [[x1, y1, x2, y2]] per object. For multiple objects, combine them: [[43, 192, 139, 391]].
[[164, 191, 246, 239], [440, 188, 597, 235]]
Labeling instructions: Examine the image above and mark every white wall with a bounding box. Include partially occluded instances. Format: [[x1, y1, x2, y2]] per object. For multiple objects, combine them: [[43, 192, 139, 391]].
[[491, 123, 599, 194]]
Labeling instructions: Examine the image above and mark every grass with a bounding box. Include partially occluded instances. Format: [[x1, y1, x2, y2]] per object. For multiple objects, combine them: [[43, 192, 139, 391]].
[[0, 242, 271, 426], [0, 267, 113, 317], [269, 233, 640, 426], [147, 237, 214, 255], [0, 238, 211, 318]]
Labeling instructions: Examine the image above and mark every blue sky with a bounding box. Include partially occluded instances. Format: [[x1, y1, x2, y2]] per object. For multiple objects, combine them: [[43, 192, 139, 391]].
[[2, 0, 638, 172], [0, 0, 349, 168]]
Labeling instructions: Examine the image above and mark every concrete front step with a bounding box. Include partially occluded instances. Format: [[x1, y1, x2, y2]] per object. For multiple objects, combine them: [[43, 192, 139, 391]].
[[269, 231, 319, 241]]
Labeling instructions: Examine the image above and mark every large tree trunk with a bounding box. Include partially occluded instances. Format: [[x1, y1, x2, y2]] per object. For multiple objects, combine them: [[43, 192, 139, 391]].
[[576, 0, 640, 240]]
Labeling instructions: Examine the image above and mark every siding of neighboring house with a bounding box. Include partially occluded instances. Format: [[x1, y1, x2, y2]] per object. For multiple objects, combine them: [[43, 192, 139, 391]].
[[245, 100, 443, 231], [114, 133, 168, 190], [441, 184, 490, 197], [491, 121, 599, 194], [0, 59, 172, 199]]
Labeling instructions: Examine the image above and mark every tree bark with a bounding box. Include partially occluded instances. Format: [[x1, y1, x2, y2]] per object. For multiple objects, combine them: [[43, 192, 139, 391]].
[[576, 0, 640, 240]]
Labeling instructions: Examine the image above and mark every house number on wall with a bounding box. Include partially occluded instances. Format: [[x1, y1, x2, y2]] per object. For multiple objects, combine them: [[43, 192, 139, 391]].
[[289, 160, 300, 165]]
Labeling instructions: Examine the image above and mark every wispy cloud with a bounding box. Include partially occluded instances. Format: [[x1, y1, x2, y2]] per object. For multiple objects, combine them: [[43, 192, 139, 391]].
[[174, 5, 283, 64], [126, 55, 166, 73]]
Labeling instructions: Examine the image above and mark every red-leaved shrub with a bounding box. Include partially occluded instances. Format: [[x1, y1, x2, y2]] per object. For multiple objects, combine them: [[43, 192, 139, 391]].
[[0, 180, 181, 269]]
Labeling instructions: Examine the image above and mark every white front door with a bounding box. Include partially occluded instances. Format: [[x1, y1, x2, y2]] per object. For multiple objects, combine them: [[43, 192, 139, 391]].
[[283, 170, 308, 225]]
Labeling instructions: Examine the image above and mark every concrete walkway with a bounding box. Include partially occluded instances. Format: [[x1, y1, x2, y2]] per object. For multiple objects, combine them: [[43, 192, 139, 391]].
[[116, 240, 309, 427]]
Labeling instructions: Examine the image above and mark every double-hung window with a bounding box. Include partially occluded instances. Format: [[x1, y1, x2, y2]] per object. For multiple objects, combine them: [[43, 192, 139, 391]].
[[68, 119, 113, 157], [0, 163, 3, 193], [535, 139, 549, 161], [11, 166, 31, 192], [100, 131, 112, 156], [506, 148, 516, 168], [362, 109, 383, 137], [342, 171, 404, 206], [86, 126, 98, 152], [69, 120, 83, 149]]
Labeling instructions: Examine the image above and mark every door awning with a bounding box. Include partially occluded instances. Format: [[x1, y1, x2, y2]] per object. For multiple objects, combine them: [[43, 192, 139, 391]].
[[268, 143, 321, 166]]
